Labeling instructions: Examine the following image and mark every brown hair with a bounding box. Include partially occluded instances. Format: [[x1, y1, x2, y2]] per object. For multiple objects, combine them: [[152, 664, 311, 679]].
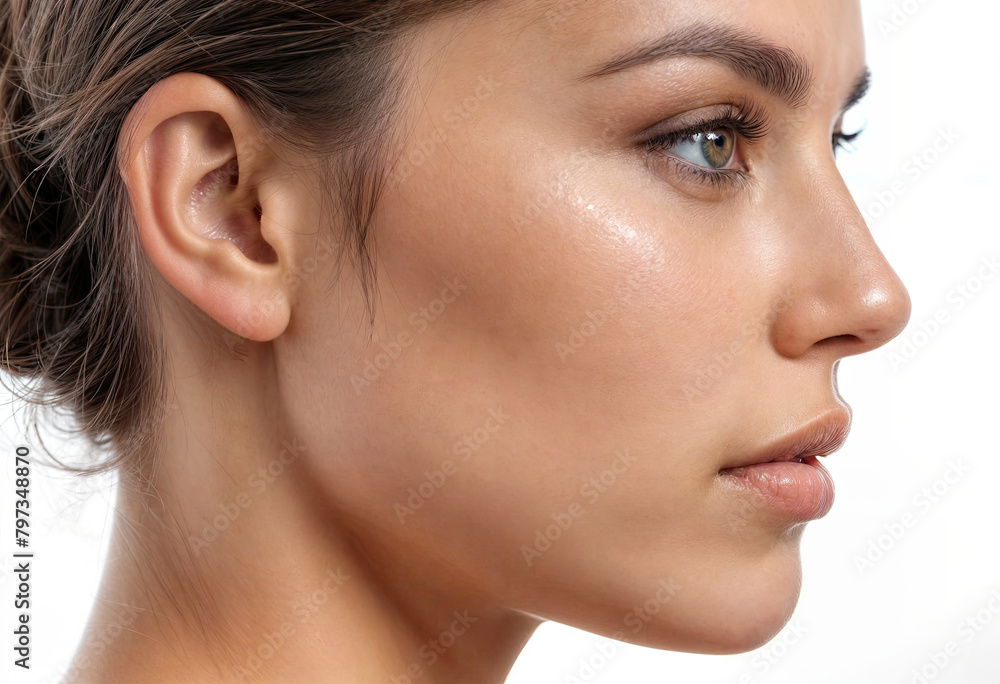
[[0, 0, 488, 475]]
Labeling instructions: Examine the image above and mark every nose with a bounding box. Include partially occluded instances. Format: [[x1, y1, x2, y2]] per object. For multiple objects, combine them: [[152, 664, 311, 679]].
[[769, 165, 912, 360]]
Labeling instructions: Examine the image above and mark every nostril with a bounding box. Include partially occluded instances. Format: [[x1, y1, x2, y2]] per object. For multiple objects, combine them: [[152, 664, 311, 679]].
[[815, 334, 862, 352]]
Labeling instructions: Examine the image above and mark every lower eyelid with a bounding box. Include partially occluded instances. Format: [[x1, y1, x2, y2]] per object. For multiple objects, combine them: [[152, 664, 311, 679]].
[[654, 151, 749, 192]]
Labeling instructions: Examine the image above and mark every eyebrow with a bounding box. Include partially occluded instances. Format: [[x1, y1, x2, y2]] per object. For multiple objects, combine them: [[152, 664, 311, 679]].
[[577, 24, 815, 108]]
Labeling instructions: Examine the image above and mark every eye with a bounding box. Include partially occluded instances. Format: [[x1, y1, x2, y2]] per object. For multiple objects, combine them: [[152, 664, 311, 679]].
[[641, 103, 771, 191], [668, 129, 737, 170], [832, 129, 863, 155]]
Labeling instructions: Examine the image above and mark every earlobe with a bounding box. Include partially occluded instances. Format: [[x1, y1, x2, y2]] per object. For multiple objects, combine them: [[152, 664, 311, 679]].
[[119, 73, 292, 343]]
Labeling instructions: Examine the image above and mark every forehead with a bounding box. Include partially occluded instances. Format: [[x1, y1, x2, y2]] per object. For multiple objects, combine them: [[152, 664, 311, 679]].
[[441, 0, 864, 99]]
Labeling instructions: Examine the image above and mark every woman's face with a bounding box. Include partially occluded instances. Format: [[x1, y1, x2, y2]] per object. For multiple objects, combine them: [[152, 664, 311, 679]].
[[282, 0, 910, 653]]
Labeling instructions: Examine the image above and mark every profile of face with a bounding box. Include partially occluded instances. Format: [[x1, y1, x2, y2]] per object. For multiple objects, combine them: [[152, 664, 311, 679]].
[[115, 0, 910, 671]]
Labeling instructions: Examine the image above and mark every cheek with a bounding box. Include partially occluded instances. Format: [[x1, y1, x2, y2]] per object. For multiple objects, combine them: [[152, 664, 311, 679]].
[[373, 133, 787, 481], [293, 127, 779, 535], [355, 155, 748, 510], [377, 147, 728, 392]]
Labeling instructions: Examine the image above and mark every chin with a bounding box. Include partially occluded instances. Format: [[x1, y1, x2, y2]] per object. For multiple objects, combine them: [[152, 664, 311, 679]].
[[617, 541, 805, 656], [689, 590, 802, 656]]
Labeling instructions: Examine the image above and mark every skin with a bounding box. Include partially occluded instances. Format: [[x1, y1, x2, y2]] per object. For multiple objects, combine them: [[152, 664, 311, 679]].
[[70, 0, 910, 682]]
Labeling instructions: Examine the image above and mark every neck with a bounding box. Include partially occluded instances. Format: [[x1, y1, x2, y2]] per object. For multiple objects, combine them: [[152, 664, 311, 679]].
[[69, 332, 538, 683]]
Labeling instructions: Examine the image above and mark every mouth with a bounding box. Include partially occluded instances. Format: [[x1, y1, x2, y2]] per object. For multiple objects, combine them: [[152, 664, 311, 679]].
[[717, 410, 850, 523]]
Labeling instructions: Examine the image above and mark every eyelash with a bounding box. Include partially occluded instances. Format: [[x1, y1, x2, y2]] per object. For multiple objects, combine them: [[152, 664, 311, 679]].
[[643, 105, 863, 190]]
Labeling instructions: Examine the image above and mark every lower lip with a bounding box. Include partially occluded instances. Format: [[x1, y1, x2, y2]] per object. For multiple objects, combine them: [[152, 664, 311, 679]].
[[719, 456, 835, 522]]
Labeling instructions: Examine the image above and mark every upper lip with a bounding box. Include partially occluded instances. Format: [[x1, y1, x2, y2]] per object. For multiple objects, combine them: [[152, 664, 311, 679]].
[[720, 409, 852, 471]]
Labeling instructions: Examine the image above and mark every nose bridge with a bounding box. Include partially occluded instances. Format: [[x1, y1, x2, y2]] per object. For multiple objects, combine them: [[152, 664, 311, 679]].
[[769, 157, 912, 359]]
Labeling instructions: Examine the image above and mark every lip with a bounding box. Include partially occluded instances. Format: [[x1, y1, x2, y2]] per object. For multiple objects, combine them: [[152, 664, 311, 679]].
[[718, 409, 851, 523]]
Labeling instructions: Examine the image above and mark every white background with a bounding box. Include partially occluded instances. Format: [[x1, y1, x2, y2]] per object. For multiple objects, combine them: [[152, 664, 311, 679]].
[[3, 0, 999, 682]]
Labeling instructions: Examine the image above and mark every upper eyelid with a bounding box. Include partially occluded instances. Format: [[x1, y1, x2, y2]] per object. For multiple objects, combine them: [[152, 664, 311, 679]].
[[830, 70, 871, 136], [631, 99, 771, 140]]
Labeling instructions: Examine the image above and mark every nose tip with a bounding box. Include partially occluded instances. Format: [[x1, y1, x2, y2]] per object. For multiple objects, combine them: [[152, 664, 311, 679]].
[[772, 246, 911, 360], [853, 269, 912, 352]]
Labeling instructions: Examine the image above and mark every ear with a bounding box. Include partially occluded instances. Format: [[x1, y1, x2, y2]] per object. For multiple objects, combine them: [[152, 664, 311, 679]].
[[118, 72, 294, 342]]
